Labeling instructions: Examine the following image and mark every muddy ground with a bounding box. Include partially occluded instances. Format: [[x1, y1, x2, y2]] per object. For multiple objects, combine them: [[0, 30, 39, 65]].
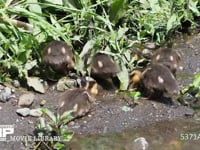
[[1, 31, 200, 149]]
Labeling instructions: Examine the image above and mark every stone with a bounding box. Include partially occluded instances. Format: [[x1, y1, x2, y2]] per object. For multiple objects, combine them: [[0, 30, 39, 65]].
[[12, 80, 20, 88], [40, 100, 47, 106], [29, 108, 43, 117], [125, 137, 149, 150], [16, 108, 31, 117], [0, 87, 13, 102], [18, 93, 35, 107]]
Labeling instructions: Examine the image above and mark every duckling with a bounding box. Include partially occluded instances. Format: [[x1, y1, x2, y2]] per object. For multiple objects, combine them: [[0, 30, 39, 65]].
[[41, 40, 75, 74], [128, 70, 142, 89], [89, 53, 120, 89], [57, 78, 98, 118], [141, 63, 179, 98], [151, 48, 182, 75], [91, 53, 120, 78]]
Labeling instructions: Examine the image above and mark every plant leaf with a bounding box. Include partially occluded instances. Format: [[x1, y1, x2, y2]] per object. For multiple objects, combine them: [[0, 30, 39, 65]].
[[80, 39, 96, 58], [41, 108, 57, 123], [117, 62, 129, 90], [109, 0, 126, 24], [27, 0, 42, 14], [192, 73, 200, 87], [167, 14, 177, 32], [60, 110, 73, 124], [45, 0, 63, 5], [189, 0, 200, 15]]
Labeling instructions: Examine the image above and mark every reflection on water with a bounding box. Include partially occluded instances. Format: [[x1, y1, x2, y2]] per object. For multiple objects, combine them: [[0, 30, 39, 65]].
[[69, 118, 200, 150]]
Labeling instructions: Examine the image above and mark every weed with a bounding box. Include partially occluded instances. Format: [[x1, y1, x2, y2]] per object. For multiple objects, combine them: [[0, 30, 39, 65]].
[[30, 108, 74, 150]]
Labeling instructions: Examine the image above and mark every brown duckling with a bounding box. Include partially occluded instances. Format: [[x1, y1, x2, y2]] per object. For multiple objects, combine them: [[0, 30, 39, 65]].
[[41, 40, 75, 74], [141, 63, 179, 98], [129, 64, 179, 98], [89, 53, 120, 89], [91, 53, 120, 78], [151, 48, 182, 75], [57, 78, 98, 118]]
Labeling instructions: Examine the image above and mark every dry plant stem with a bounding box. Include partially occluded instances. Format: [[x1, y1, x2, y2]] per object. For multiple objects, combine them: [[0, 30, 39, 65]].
[[2, 17, 33, 31]]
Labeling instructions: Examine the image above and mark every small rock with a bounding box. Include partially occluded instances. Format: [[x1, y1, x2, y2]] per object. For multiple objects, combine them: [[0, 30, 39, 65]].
[[40, 100, 46, 106], [125, 137, 149, 150], [18, 93, 35, 107], [185, 108, 194, 116], [57, 77, 77, 91], [0, 87, 13, 102], [16, 108, 31, 117], [43, 81, 49, 90], [0, 84, 4, 90], [68, 121, 75, 126], [0, 106, 2, 110], [28, 120, 34, 124], [5, 87, 12, 93], [29, 108, 43, 117], [12, 80, 20, 88], [134, 137, 149, 150]]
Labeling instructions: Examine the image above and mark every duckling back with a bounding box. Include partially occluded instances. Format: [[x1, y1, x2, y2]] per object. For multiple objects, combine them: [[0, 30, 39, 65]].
[[91, 53, 120, 78], [142, 63, 179, 96], [57, 78, 98, 117], [152, 48, 182, 75], [57, 89, 91, 117]]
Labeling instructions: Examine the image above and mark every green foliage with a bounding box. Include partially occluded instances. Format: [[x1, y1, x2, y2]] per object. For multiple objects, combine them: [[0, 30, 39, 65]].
[[178, 73, 200, 109], [125, 0, 200, 43], [109, 0, 127, 24], [33, 108, 74, 149], [129, 90, 141, 103], [182, 73, 200, 97], [0, 0, 199, 90]]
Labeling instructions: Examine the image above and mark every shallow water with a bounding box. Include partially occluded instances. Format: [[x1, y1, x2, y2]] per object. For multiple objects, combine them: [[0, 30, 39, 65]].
[[69, 118, 200, 150]]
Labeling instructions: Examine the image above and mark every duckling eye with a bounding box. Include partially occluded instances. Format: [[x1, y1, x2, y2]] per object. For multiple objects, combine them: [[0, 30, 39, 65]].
[[47, 47, 51, 54], [61, 47, 66, 54], [156, 54, 160, 60], [170, 55, 174, 61], [97, 60, 103, 68], [158, 76, 164, 83]]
